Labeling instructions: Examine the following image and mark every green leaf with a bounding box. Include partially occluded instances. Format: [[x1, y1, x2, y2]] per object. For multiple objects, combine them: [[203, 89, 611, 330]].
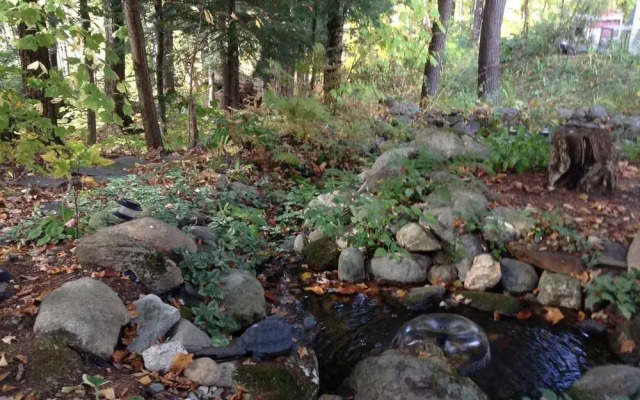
[[18, 6, 41, 27], [82, 374, 109, 388], [373, 247, 387, 257]]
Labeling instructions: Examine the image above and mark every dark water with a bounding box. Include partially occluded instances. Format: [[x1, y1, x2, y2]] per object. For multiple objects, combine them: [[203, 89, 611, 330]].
[[294, 292, 617, 400]]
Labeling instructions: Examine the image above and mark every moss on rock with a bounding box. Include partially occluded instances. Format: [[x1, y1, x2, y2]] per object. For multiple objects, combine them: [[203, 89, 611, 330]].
[[457, 290, 521, 315], [235, 363, 316, 400]]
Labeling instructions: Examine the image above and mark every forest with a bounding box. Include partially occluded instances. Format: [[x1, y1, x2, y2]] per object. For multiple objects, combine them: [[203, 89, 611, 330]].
[[1, 0, 640, 399]]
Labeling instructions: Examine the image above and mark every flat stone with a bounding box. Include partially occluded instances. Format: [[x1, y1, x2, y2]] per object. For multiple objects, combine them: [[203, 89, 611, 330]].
[[15, 176, 67, 188], [537, 271, 582, 310], [400, 286, 446, 311], [184, 358, 221, 386], [142, 341, 187, 373], [507, 242, 585, 275], [499, 258, 539, 293], [568, 365, 640, 400], [369, 253, 431, 284], [338, 247, 365, 283], [457, 291, 521, 315], [33, 278, 129, 359], [596, 241, 628, 269], [220, 270, 266, 332], [396, 223, 441, 252], [464, 254, 501, 291], [128, 294, 181, 353], [414, 128, 490, 160], [168, 319, 212, 352], [113, 156, 148, 168]]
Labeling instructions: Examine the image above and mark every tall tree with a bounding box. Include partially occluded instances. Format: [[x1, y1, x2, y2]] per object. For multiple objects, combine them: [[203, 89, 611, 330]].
[[106, 0, 133, 129], [309, 0, 319, 92], [323, 0, 344, 95], [222, 0, 240, 109], [471, 0, 483, 42], [155, 0, 167, 135], [477, 0, 506, 104], [164, 30, 176, 95], [80, 0, 97, 145], [421, 0, 454, 99], [123, 0, 164, 150], [522, 0, 530, 37]]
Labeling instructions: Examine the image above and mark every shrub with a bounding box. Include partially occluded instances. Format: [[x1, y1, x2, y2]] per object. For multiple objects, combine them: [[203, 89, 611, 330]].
[[483, 128, 549, 173], [586, 270, 640, 319]]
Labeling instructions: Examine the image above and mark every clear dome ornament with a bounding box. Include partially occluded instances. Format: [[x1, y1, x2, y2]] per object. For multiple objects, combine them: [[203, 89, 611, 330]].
[[392, 313, 491, 375]]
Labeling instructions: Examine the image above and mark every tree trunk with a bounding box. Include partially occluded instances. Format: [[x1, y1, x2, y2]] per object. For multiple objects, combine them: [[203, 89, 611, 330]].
[[309, 0, 318, 93], [18, 3, 57, 135], [522, 0, 530, 37], [104, 0, 115, 98], [48, 13, 59, 71], [109, 0, 133, 129], [477, 0, 507, 104], [80, 0, 97, 145], [323, 0, 344, 95], [421, 0, 454, 99], [222, 0, 240, 109], [549, 126, 617, 194], [471, 0, 484, 43], [164, 30, 176, 95], [208, 68, 215, 106], [155, 0, 167, 135], [123, 0, 164, 150]]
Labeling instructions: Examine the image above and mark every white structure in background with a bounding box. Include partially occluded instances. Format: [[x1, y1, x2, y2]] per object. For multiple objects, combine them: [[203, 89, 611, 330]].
[[630, 4, 640, 55], [586, 10, 624, 47]]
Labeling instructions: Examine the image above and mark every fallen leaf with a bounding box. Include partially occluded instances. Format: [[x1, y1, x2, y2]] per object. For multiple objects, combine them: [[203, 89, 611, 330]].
[[516, 310, 532, 320], [0, 354, 6, 367], [100, 387, 116, 400], [1, 336, 16, 344], [81, 176, 99, 189], [297, 346, 309, 358], [138, 375, 152, 386], [620, 339, 636, 354], [169, 353, 193, 374], [544, 307, 565, 325], [14, 355, 27, 364], [112, 350, 129, 364], [18, 305, 38, 316], [304, 285, 324, 295], [2, 384, 17, 392], [396, 289, 407, 298], [264, 291, 277, 302], [493, 310, 501, 321], [577, 311, 586, 322]]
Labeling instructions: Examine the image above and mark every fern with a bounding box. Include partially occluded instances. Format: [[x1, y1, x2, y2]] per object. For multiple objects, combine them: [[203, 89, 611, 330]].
[[274, 152, 301, 167]]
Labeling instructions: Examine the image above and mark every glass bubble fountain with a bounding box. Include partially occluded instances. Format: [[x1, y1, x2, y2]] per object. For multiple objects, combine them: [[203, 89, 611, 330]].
[[392, 313, 491, 375]]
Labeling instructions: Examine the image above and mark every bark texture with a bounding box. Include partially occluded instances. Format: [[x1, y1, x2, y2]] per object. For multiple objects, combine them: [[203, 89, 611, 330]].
[[549, 126, 617, 194], [222, 0, 240, 109], [123, 0, 164, 150], [80, 0, 97, 145], [155, 0, 167, 135], [164, 30, 176, 95], [421, 0, 454, 99], [323, 0, 344, 95], [471, 0, 484, 42], [107, 0, 133, 129], [477, 0, 507, 104]]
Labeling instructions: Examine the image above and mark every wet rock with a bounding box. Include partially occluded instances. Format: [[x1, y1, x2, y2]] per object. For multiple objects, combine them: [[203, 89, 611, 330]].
[[627, 230, 640, 271], [456, 291, 520, 315], [588, 106, 608, 121], [428, 264, 458, 285], [184, 358, 221, 386], [303, 236, 340, 271], [369, 253, 431, 284], [454, 235, 485, 281], [338, 247, 365, 283], [359, 146, 418, 192], [346, 349, 488, 400], [168, 319, 212, 352], [33, 278, 129, 359], [464, 254, 501, 291], [294, 233, 309, 255], [578, 319, 607, 335], [220, 270, 266, 332], [414, 128, 490, 160], [609, 316, 640, 365], [507, 242, 585, 275], [99, 217, 197, 259], [400, 286, 447, 311], [537, 271, 582, 310], [499, 258, 539, 293], [396, 223, 441, 252], [189, 226, 218, 252], [76, 232, 183, 293], [424, 186, 489, 244], [87, 210, 121, 231], [142, 341, 187, 373], [568, 365, 640, 400], [128, 294, 181, 353]]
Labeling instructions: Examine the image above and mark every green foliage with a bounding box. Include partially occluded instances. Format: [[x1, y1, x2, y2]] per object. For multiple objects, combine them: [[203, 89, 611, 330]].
[[264, 91, 331, 139], [620, 140, 640, 162], [273, 151, 301, 167], [586, 270, 640, 319], [483, 128, 550, 173], [5, 204, 79, 245], [81, 374, 109, 400]]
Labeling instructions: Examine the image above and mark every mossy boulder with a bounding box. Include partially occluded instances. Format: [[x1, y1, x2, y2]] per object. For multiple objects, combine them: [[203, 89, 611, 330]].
[[87, 210, 121, 231], [303, 236, 340, 271], [456, 290, 521, 315], [26, 337, 84, 397]]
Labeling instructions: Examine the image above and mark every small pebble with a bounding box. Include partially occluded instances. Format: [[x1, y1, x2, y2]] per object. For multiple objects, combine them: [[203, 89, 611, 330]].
[[210, 388, 225, 397], [148, 383, 164, 393], [187, 392, 200, 400], [196, 386, 209, 397]]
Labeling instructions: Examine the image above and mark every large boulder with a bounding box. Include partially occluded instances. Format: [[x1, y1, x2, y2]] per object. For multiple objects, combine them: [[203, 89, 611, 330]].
[[369, 253, 431, 284], [400, 286, 446, 311], [428, 264, 458, 285], [346, 350, 488, 400], [506, 242, 585, 275], [359, 146, 418, 192], [456, 291, 521, 315], [100, 217, 197, 259], [396, 223, 441, 252], [303, 236, 341, 271], [568, 365, 640, 400], [537, 271, 582, 310], [464, 254, 501, 291], [454, 234, 485, 281], [499, 258, 539, 293], [76, 232, 183, 293], [142, 341, 187, 373], [481, 207, 534, 244], [220, 269, 266, 332], [168, 319, 212, 352], [628, 230, 640, 272], [128, 294, 181, 353], [338, 247, 365, 283], [33, 278, 129, 359], [414, 128, 490, 160]]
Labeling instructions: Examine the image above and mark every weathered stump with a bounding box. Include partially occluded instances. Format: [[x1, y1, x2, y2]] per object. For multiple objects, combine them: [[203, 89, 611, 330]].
[[548, 126, 616, 194]]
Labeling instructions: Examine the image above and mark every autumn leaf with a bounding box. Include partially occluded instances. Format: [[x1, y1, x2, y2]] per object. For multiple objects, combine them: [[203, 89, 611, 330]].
[[304, 285, 324, 295], [0, 371, 9, 383], [138, 375, 152, 385], [544, 307, 565, 325], [1, 336, 16, 344], [100, 387, 116, 400], [15, 354, 28, 364], [577, 311, 586, 322], [2, 383, 17, 392], [300, 272, 313, 281], [493, 310, 501, 321], [0, 354, 7, 367], [170, 353, 193, 374], [516, 309, 532, 320], [619, 339, 636, 354], [264, 291, 277, 302], [297, 346, 309, 358], [396, 289, 407, 298], [112, 350, 129, 364]]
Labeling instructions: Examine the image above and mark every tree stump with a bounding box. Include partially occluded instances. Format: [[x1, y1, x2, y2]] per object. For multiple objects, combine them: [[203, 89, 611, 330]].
[[548, 126, 616, 194]]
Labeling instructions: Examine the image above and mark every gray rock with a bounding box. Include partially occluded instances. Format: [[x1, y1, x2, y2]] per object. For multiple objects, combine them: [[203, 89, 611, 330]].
[[359, 146, 418, 192], [572, 109, 586, 120], [388, 101, 420, 118], [294, 234, 309, 255], [15, 176, 67, 189], [128, 294, 181, 353], [196, 386, 210, 397], [464, 254, 501, 291], [308, 229, 326, 243], [308, 191, 348, 209], [0, 282, 12, 303], [303, 236, 340, 271], [100, 217, 197, 259], [557, 108, 574, 120], [229, 181, 260, 197], [148, 383, 164, 393], [87, 210, 121, 231], [168, 319, 212, 351], [588, 106, 608, 121], [220, 270, 266, 332], [347, 350, 488, 400], [454, 235, 485, 281], [142, 341, 187, 373], [537, 271, 582, 310], [369, 253, 431, 284], [33, 278, 129, 359], [481, 207, 534, 244], [113, 156, 147, 168], [627, 117, 640, 139], [453, 120, 480, 137], [499, 258, 539, 293], [568, 365, 640, 400], [279, 236, 295, 253], [396, 223, 441, 252], [216, 174, 230, 190], [414, 128, 490, 160], [596, 241, 628, 269], [428, 264, 458, 285], [400, 286, 447, 311], [216, 362, 238, 387], [184, 358, 221, 386], [628, 230, 640, 272], [338, 247, 365, 283], [189, 226, 219, 250], [76, 232, 183, 294], [456, 291, 520, 315]]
